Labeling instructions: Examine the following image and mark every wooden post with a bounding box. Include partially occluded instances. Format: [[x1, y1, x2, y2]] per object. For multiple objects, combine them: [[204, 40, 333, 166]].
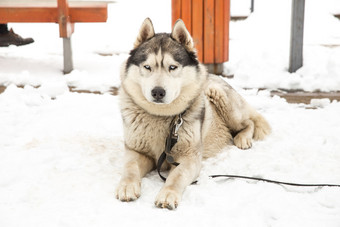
[[192, 0, 203, 62], [58, 0, 74, 74], [58, 0, 74, 38], [63, 37, 73, 74], [289, 0, 305, 73]]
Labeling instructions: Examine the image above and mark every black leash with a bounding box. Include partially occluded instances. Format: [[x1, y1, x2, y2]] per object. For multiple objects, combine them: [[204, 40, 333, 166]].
[[157, 113, 340, 188], [209, 174, 340, 187], [156, 112, 183, 181]]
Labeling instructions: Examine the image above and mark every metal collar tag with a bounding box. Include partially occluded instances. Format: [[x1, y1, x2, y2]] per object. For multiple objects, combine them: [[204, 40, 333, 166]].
[[165, 113, 184, 164], [173, 114, 183, 138]]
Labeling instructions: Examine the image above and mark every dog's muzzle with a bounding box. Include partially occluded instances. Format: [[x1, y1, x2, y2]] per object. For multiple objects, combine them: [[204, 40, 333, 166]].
[[151, 86, 166, 103]]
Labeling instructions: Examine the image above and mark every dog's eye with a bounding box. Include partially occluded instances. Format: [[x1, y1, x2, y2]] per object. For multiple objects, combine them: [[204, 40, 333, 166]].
[[169, 65, 178, 71], [144, 65, 151, 71]]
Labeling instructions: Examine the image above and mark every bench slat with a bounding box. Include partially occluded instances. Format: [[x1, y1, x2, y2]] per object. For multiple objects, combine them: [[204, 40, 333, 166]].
[[0, 8, 58, 23], [69, 6, 108, 22], [0, 6, 107, 23]]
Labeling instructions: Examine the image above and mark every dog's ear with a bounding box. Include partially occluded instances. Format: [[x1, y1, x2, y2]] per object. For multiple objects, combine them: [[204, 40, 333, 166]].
[[171, 19, 195, 52], [134, 18, 155, 48]]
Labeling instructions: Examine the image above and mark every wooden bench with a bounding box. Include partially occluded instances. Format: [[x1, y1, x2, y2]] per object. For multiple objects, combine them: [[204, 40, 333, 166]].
[[0, 0, 109, 73]]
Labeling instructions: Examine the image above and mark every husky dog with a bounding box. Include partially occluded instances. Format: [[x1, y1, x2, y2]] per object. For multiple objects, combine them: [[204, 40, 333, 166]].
[[116, 18, 271, 209]]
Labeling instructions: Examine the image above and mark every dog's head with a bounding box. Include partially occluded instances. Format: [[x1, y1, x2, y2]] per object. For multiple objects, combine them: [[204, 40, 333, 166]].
[[121, 18, 207, 116]]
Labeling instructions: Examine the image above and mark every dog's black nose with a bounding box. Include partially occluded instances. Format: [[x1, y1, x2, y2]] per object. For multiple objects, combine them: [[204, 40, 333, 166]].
[[151, 87, 166, 102]]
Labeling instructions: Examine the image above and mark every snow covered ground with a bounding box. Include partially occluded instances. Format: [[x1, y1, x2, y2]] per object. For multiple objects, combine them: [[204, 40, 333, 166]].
[[226, 0, 340, 91], [1, 0, 340, 226]]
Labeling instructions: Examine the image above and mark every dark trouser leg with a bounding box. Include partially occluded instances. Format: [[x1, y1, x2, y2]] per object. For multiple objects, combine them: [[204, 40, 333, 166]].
[[0, 24, 34, 47], [0, 24, 9, 34]]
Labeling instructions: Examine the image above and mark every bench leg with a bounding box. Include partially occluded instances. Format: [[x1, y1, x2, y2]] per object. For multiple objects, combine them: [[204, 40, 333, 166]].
[[205, 63, 224, 75], [63, 37, 73, 74]]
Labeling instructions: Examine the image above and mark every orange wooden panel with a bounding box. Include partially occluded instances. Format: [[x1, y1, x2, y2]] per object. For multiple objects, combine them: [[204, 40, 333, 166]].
[[204, 0, 215, 64], [172, 0, 182, 26], [0, 6, 108, 23], [170, 0, 230, 64], [0, 2, 108, 7], [69, 7, 107, 22], [214, 0, 224, 62], [181, 0, 192, 33], [223, 0, 230, 62], [192, 0, 203, 61], [0, 8, 58, 22]]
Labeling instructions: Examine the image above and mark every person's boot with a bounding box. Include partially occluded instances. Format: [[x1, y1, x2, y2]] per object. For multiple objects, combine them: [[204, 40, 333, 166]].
[[0, 28, 34, 47]]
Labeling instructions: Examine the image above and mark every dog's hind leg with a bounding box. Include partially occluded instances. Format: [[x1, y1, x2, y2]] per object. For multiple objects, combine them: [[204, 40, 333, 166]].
[[233, 119, 254, 149], [251, 113, 271, 141], [116, 148, 155, 202], [205, 76, 270, 149], [233, 113, 270, 149]]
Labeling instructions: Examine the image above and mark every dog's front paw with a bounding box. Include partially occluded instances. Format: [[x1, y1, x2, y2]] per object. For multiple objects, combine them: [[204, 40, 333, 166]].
[[115, 179, 141, 202], [234, 134, 252, 149], [155, 188, 181, 210]]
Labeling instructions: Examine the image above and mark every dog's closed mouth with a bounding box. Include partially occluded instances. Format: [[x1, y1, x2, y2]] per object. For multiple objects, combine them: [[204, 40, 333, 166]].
[[153, 99, 164, 104]]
